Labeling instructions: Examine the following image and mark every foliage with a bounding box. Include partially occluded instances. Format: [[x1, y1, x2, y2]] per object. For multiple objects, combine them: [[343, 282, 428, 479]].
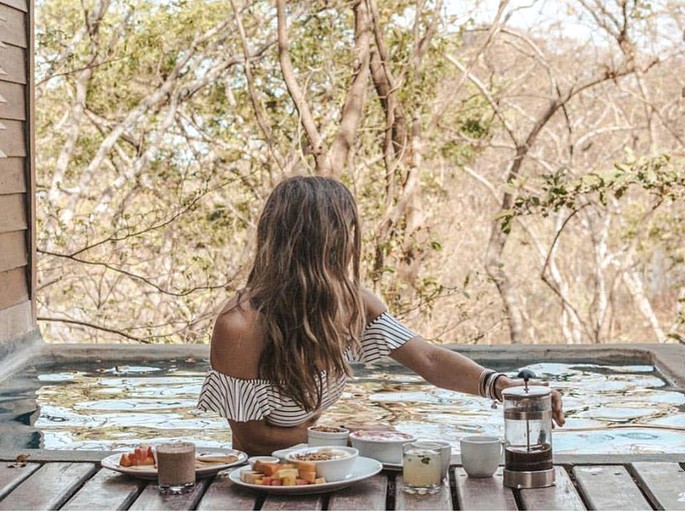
[[34, 0, 685, 345], [499, 154, 685, 234]]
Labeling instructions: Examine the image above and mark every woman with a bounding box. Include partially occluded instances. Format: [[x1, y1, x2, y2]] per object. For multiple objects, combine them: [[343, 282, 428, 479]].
[[198, 176, 565, 456]]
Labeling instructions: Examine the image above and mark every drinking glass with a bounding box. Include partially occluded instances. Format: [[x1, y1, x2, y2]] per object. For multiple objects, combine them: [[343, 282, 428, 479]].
[[402, 442, 442, 494], [157, 442, 196, 495], [413, 441, 452, 481]]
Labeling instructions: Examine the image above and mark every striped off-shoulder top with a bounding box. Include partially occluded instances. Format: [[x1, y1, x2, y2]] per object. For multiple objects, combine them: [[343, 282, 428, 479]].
[[197, 311, 416, 427]]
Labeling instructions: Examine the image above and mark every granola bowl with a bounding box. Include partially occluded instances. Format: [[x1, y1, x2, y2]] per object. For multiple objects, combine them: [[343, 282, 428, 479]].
[[349, 430, 417, 464], [307, 425, 350, 447], [284, 446, 358, 482]]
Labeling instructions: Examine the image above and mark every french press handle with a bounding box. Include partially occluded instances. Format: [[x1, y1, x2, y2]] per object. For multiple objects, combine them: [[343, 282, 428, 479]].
[[517, 369, 536, 391]]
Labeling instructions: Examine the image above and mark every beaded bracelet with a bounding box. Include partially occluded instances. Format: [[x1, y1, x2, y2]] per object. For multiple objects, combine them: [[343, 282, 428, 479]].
[[491, 373, 507, 401], [478, 369, 496, 398], [485, 371, 500, 401]]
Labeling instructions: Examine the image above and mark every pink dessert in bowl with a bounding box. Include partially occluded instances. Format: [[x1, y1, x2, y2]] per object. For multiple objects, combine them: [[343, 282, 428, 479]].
[[349, 430, 417, 464]]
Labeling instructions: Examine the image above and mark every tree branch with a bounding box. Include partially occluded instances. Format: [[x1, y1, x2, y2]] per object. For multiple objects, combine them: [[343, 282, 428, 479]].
[[275, 0, 326, 172], [327, 0, 372, 177], [38, 316, 152, 343]]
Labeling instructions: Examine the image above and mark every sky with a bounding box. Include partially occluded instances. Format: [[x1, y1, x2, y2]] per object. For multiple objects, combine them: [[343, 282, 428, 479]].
[[443, 0, 683, 53]]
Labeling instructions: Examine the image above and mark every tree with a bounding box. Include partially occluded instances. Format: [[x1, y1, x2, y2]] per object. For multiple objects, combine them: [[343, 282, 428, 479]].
[[35, 0, 685, 345]]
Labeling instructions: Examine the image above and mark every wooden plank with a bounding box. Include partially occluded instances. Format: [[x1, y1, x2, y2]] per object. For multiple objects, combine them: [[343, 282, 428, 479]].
[[0, 193, 26, 232], [519, 467, 586, 511], [0, 120, 25, 156], [0, 45, 25, 84], [630, 462, 685, 510], [196, 471, 259, 510], [0, 231, 26, 272], [261, 493, 325, 510], [24, 0, 34, 321], [0, 266, 27, 310], [0, 5, 26, 48], [0, 462, 39, 501], [395, 473, 452, 511], [128, 478, 209, 510], [328, 473, 388, 510], [0, 298, 33, 343], [61, 468, 143, 511], [0, 158, 25, 193], [0, 462, 96, 510], [0, 82, 25, 120], [0, 0, 26, 13], [573, 465, 651, 511], [454, 467, 517, 511]]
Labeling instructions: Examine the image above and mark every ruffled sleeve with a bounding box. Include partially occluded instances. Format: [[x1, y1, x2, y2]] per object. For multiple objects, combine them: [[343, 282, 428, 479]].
[[197, 370, 271, 422], [353, 311, 417, 363]]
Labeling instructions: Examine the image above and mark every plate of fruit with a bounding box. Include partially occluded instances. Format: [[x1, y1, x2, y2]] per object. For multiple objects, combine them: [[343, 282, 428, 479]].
[[228, 455, 382, 495], [101, 444, 248, 480]]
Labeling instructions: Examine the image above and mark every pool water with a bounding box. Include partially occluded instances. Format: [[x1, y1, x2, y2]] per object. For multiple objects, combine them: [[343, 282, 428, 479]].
[[1, 359, 684, 454]]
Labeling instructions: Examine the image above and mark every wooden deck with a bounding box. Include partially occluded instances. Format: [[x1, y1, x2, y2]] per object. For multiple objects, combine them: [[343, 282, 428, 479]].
[[1, 456, 685, 510]]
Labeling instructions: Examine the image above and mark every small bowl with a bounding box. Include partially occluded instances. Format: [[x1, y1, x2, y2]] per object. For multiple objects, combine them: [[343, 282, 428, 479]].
[[248, 455, 280, 469], [349, 430, 417, 464], [307, 425, 350, 447], [284, 446, 358, 482]]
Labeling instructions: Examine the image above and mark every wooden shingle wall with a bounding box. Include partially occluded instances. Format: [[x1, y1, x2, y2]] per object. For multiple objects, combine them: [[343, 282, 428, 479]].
[[0, 0, 37, 349]]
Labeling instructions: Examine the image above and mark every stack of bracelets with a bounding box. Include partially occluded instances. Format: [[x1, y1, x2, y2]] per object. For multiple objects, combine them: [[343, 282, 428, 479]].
[[478, 369, 506, 401]]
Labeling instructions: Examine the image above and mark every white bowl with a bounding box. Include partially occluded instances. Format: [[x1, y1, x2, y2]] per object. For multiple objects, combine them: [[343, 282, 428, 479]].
[[248, 455, 280, 469], [349, 430, 417, 464], [307, 425, 350, 447], [284, 446, 358, 482]]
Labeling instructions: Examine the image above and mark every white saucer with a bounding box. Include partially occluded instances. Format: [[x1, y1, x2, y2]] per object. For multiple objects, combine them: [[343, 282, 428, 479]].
[[228, 456, 382, 495], [101, 449, 247, 480]]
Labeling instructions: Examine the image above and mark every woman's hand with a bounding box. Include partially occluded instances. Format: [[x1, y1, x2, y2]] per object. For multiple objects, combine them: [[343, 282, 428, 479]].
[[496, 376, 566, 427], [548, 387, 565, 427]]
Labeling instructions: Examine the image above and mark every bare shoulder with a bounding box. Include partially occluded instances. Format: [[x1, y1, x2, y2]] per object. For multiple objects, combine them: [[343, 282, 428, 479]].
[[360, 286, 388, 323], [210, 296, 263, 379]]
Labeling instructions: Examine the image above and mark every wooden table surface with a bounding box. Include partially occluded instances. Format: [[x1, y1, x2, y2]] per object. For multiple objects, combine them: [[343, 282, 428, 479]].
[[1, 458, 685, 510]]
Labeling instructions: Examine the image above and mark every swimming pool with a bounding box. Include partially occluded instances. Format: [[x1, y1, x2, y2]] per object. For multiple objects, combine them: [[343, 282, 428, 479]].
[[1, 349, 684, 454]]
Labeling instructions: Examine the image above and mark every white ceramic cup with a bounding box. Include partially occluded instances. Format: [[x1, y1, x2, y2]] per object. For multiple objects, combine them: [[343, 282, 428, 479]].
[[413, 441, 452, 480], [460, 435, 502, 478]]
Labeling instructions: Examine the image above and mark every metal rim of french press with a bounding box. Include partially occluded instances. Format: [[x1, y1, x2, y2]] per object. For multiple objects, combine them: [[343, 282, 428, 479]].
[[501, 385, 551, 399], [503, 468, 555, 489]]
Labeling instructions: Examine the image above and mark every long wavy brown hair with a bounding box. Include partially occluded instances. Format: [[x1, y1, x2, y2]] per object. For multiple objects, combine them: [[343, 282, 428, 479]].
[[245, 176, 365, 412]]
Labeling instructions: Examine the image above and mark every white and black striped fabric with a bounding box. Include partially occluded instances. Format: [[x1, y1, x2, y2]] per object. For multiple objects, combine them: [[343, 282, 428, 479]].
[[197, 311, 417, 426], [349, 311, 417, 363]]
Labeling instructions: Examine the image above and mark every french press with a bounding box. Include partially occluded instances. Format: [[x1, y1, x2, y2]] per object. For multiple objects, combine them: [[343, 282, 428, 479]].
[[502, 370, 555, 489]]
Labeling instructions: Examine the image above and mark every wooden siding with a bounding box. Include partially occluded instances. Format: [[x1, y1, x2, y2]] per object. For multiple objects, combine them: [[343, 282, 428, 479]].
[[0, 193, 27, 232], [0, 266, 28, 310], [0, 0, 26, 13], [0, 45, 26, 84], [0, 231, 27, 272], [0, 82, 27, 120], [0, 4, 27, 47], [0, 0, 35, 345], [0, 158, 24, 192], [0, 120, 26, 156]]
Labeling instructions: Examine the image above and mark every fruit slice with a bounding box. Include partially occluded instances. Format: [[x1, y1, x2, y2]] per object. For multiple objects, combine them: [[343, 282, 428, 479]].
[[296, 461, 316, 473], [299, 471, 317, 484]]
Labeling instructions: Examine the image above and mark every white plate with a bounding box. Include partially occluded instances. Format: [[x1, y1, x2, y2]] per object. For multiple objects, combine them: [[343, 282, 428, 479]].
[[273, 443, 402, 471], [101, 449, 248, 480], [228, 456, 382, 495]]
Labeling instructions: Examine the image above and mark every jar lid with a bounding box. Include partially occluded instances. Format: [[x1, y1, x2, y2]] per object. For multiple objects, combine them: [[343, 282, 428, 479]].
[[502, 385, 551, 399]]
